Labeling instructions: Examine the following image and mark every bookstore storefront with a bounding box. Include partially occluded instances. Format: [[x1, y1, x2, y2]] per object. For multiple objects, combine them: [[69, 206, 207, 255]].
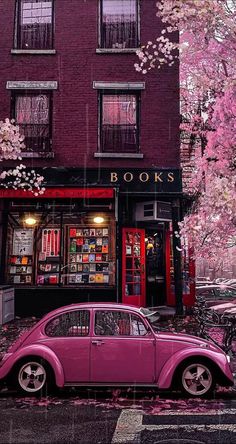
[[0, 186, 117, 315], [0, 168, 187, 316]]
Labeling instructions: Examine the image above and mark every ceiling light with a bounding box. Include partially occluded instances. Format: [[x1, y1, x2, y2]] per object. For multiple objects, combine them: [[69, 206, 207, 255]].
[[94, 216, 104, 224]]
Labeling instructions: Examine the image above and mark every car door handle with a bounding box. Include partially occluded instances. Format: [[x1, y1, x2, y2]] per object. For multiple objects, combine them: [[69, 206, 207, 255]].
[[92, 340, 105, 346]]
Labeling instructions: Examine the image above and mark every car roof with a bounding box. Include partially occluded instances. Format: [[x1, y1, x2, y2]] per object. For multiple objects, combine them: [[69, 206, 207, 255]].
[[41, 302, 143, 322], [196, 285, 235, 290]]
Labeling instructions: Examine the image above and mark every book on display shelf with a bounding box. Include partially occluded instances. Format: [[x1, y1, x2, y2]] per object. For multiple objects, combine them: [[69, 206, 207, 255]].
[[75, 274, 83, 283], [67, 225, 110, 285], [83, 264, 90, 273], [90, 264, 96, 272], [103, 274, 109, 284], [89, 274, 96, 283]]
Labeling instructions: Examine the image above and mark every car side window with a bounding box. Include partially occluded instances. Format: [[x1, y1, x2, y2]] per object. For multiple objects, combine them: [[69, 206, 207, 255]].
[[94, 311, 148, 336], [45, 310, 90, 337], [130, 314, 148, 336]]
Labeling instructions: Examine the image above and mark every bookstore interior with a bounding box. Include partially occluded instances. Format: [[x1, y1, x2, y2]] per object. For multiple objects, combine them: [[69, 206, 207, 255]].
[[6, 209, 116, 287]]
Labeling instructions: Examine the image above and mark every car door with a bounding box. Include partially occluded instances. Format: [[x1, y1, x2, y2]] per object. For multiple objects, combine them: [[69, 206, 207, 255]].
[[43, 309, 91, 382], [90, 309, 155, 383]]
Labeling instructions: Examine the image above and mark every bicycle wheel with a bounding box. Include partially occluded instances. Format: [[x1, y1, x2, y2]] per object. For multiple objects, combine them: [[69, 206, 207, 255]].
[[226, 331, 236, 355]]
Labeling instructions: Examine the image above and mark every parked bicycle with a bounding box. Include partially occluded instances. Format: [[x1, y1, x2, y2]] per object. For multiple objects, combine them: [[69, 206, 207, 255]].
[[194, 296, 236, 354]]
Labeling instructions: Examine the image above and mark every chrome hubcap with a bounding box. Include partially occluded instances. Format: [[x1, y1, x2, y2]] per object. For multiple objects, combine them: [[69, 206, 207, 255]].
[[182, 363, 212, 395], [18, 362, 46, 393]]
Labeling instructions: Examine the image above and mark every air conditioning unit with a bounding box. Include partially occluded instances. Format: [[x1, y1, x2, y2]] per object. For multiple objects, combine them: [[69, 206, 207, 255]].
[[135, 201, 172, 221]]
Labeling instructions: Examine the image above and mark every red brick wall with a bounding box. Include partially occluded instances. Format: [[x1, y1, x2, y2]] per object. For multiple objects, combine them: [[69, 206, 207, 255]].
[[0, 0, 180, 170]]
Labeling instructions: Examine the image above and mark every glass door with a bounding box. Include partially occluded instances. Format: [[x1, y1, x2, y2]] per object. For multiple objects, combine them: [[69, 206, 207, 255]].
[[122, 228, 146, 307]]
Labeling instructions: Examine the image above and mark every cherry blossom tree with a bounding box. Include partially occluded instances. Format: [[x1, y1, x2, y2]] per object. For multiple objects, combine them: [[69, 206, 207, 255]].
[[0, 118, 44, 195], [135, 0, 236, 266]]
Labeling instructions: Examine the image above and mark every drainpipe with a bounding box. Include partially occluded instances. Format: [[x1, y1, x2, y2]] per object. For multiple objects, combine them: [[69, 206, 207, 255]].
[[172, 199, 183, 315]]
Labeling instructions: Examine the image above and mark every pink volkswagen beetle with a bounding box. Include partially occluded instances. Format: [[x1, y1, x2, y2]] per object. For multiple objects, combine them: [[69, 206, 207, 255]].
[[0, 303, 234, 397]]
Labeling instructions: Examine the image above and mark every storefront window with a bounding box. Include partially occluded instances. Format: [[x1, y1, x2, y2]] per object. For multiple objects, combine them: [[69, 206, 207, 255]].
[[6, 209, 115, 287]]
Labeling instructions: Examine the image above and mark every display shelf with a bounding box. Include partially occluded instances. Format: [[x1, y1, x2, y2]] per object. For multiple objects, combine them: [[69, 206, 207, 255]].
[[8, 255, 33, 284], [67, 226, 110, 285]]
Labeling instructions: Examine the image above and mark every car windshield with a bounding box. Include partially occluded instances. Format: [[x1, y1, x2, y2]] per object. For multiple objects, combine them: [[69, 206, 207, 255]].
[[139, 307, 160, 330], [197, 286, 236, 299]]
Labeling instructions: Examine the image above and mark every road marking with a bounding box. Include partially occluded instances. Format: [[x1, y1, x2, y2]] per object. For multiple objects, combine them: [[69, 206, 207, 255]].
[[111, 409, 236, 443], [111, 410, 143, 443]]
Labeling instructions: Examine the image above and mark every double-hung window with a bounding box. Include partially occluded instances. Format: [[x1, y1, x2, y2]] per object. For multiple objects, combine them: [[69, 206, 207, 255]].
[[100, 0, 139, 49], [100, 92, 139, 153], [15, 0, 54, 50], [13, 92, 52, 152]]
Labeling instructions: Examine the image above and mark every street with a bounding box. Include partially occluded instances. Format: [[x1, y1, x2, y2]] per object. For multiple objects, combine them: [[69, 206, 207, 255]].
[[1, 317, 236, 443], [1, 388, 236, 443]]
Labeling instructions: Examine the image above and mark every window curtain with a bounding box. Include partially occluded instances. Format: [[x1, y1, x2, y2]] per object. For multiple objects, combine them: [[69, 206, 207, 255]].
[[102, 94, 137, 152], [102, 0, 137, 49], [19, 0, 53, 49], [15, 94, 50, 151]]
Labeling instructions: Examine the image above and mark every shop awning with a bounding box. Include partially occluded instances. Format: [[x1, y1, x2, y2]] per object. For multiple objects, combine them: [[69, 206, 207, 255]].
[[0, 187, 114, 199]]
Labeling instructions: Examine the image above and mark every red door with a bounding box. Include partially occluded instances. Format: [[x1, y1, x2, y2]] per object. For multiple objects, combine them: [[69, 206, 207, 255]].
[[122, 228, 146, 307]]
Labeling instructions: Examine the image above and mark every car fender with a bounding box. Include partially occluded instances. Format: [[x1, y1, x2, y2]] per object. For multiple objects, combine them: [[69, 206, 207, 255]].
[[0, 344, 64, 388], [157, 347, 233, 389]]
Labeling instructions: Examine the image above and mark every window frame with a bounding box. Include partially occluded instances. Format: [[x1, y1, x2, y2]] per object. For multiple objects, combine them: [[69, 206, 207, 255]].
[[11, 90, 53, 153], [14, 0, 55, 50], [98, 0, 140, 50], [94, 309, 149, 337], [98, 90, 141, 154], [44, 309, 91, 338]]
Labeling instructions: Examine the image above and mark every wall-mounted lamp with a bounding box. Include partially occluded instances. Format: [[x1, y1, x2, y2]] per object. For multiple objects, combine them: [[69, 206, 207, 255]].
[[24, 216, 37, 226], [93, 216, 105, 224]]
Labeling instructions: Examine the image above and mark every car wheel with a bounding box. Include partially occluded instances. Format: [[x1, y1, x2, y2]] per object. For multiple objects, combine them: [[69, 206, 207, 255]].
[[180, 362, 215, 397], [15, 359, 53, 395]]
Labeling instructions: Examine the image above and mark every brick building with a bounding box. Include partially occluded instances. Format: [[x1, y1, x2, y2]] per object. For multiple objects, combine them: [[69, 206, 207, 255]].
[[0, 0, 186, 317]]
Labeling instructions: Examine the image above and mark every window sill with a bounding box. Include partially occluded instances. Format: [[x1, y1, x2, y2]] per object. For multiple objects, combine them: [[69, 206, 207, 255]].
[[96, 48, 140, 54], [11, 49, 56, 55], [94, 152, 144, 159], [20, 151, 55, 159]]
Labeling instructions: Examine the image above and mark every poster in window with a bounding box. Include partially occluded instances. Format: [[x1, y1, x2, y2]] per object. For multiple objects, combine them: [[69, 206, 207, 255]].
[[13, 229, 34, 255], [41, 229, 61, 257]]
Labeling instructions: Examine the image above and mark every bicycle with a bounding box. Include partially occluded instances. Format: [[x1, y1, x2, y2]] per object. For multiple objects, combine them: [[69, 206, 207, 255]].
[[194, 296, 236, 354]]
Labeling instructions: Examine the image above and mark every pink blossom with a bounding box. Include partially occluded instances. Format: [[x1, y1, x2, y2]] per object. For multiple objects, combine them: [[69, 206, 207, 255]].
[[135, 0, 236, 265], [0, 119, 45, 194]]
